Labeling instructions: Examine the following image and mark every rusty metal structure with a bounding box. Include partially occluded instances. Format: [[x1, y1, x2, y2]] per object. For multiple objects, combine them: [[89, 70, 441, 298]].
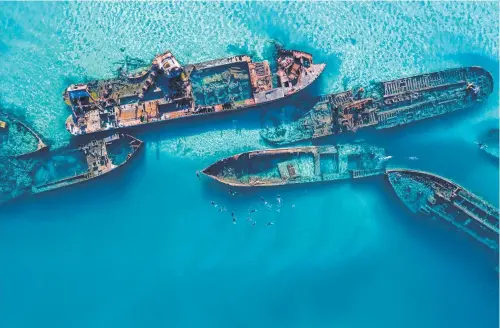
[[387, 169, 499, 251], [203, 144, 388, 187], [261, 67, 494, 144], [0, 134, 142, 204], [63, 48, 325, 136]]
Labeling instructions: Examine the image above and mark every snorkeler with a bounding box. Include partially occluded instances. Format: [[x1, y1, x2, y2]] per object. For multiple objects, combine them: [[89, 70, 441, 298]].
[[196, 171, 200, 179], [475, 141, 487, 149], [249, 208, 257, 213], [277, 194, 282, 205], [233, 217, 237, 224], [260, 196, 268, 205], [266, 221, 274, 226]]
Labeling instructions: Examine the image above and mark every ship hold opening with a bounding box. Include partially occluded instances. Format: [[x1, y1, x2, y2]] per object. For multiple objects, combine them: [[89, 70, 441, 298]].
[[190, 62, 253, 107]]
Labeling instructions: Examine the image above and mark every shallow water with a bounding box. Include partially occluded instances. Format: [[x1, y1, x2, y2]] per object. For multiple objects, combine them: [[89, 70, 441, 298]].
[[0, 2, 499, 328]]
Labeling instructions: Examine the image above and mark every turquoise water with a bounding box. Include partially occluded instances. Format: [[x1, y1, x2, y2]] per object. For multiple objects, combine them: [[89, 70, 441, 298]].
[[0, 2, 499, 327]]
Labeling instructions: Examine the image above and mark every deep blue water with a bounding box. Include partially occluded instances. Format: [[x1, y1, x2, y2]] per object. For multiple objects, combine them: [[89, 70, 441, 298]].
[[0, 2, 499, 328]]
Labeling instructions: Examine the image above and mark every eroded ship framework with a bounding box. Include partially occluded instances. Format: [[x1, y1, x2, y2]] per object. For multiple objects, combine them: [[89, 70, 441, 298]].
[[261, 66, 493, 144], [64, 48, 325, 136]]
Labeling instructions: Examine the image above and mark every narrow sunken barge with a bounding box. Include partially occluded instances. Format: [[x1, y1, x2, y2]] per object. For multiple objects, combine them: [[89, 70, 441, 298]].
[[386, 169, 499, 251], [32, 134, 143, 194], [64, 47, 325, 136], [203, 144, 387, 187], [0, 113, 47, 157], [261, 66, 493, 145]]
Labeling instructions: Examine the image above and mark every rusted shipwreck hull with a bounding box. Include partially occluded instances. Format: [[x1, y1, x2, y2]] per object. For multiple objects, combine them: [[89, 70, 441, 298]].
[[32, 134, 143, 194], [386, 169, 499, 251], [203, 144, 388, 187], [261, 66, 494, 145], [0, 134, 143, 204], [0, 113, 47, 157], [64, 47, 325, 136]]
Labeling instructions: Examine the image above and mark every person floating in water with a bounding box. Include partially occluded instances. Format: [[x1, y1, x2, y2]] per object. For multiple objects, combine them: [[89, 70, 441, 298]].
[[407, 156, 419, 161], [249, 208, 257, 213], [211, 201, 218, 208], [277, 194, 282, 205], [267, 221, 274, 226], [196, 171, 200, 179], [233, 217, 237, 224], [228, 188, 237, 196], [475, 141, 487, 150]]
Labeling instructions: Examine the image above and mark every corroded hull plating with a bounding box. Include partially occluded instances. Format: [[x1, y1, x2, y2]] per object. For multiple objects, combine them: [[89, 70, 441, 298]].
[[32, 134, 143, 194], [0, 134, 143, 205], [0, 114, 47, 157], [386, 169, 499, 251], [261, 66, 494, 145], [64, 48, 325, 136], [203, 144, 387, 187]]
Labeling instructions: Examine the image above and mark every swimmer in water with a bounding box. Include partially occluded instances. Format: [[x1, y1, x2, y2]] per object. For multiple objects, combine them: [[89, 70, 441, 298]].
[[380, 155, 393, 161], [249, 208, 257, 213], [231, 211, 235, 217], [252, 221, 256, 226], [267, 221, 274, 226], [196, 171, 200, 179], [291, 204, 295, 208], [407, 156, 419, 161], [277, 194, 282, 205], [233, 217, 236, 224], [475, 141, 487, 150], [211, 201, 216, 207], [260, 196, 268, 205]]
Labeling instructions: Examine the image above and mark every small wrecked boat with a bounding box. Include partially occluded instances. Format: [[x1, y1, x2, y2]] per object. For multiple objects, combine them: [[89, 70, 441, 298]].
[[0, 113, 47, 157], [0, 134, 143, 204], [64, 47, 325, 136], [386, 169, 499, 251], [477, 128, 499, 159], [202, 144, 388, 187], [261, 66, 494, 145]]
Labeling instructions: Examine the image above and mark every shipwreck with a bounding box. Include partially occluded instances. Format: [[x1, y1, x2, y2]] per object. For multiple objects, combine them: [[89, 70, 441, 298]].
[[0, 113, 47, 157], [261, 66, 494, 145], [64, 47, 325, 136], [0, 134, 143, 204], [387, 169, 499, 251], [202, 144, 388, 187]]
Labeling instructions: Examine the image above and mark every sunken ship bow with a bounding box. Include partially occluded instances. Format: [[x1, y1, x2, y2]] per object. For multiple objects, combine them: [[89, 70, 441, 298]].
[[0, 114, 47, 157], [203, 144, 388, 187], [63, 48, 325, 136], [261, 66, 493, 145], [387, 169, 499, 251]]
